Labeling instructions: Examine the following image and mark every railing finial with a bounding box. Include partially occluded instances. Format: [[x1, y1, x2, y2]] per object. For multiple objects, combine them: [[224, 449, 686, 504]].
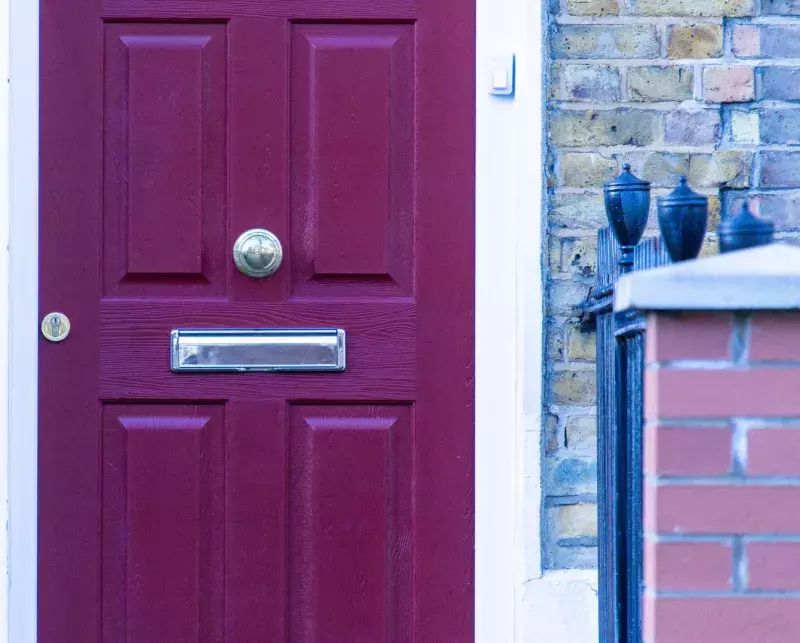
[[657, 175, 708, 263], [603, 162, 651, 273]]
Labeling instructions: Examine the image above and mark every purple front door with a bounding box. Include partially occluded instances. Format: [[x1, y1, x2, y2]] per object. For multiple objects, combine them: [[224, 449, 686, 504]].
[[39, 0, 475, 641]]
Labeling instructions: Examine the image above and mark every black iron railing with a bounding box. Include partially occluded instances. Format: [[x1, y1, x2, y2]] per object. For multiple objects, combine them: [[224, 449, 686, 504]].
[[586, 165, 774, 642], [587, 232, 669, 643]]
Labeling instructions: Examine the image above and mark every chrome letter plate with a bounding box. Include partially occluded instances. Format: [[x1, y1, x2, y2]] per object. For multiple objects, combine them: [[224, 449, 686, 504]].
[[171, 329, 346, 373]]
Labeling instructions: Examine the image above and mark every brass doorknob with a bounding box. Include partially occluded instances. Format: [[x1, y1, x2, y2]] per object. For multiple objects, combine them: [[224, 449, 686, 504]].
[[233, 229, 283, 278]]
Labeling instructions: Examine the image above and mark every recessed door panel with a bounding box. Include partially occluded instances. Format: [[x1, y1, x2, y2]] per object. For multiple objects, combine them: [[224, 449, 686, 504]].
[[101, 405, 225, 642], [289, 405, 413, 642], [290, 24, 415, 298], [103, 23, 228, 297]]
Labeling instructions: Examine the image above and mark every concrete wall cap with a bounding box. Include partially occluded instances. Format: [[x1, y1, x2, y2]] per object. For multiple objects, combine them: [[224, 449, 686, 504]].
[[614, 243, 800, 312]]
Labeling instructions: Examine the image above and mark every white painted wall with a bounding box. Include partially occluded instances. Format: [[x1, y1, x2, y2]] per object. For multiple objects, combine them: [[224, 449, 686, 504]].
[[0, 0, 599, 640]]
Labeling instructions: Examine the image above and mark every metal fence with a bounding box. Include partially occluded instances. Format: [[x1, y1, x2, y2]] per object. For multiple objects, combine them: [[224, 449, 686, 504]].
[[587, 229, 670, 643]]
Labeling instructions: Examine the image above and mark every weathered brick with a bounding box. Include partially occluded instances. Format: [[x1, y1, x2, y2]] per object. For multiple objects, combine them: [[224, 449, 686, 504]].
[[643, 152, 690, 187], [547, 544, 598, 570], [546, 413, 560, 453], [553, 24, 660, 59], [707, 195, 722, 232], [761, 110, 800, 145], [545, 502, 599, 569], [746, 192, 800, 231], [760, 67, 800, 101], [551, 503, 598, 539], [562, 236, 598, 278], [703, 65, 755, 103], [628, 66, 693, 102], [560, 64, 621, 102], [545, 456, 598, 495], [565, 416, 597, 453], [689, 151, 752, 188], [566, 0, 619, 15], [567, 325, 596, 360], [759, 152, 800, 188], [626, 0, 754, 16], [760, 26, 800, 58], [731, 110, 759, 145], [664, 108, 721, 146], [763, 0, 800, 15], [557, 152, 618, 188], [548, 64, 564, 101], [549, 278, 590, 316], [548, 237, 563, 274], [549, 192, 609, 230], [547, 322, 566, 360], [549, 109, 658, 147], [552, 370, 596, 405], [667, 23, 723, 59], [732, 24, 760, 57]]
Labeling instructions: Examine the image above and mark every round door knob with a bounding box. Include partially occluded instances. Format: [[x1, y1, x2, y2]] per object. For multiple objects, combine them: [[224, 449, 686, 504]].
[[233, 228, 283, 278]]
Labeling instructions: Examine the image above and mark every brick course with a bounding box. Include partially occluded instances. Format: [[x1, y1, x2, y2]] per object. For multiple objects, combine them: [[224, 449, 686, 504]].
[[545, 0, 800, 569], [643, 312, 800, 641]]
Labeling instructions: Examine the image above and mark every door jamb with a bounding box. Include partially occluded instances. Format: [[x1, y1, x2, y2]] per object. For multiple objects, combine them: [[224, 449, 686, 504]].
[[3, 0, 546, 640], [7, 0, 38, 640], [475, 0, 545, 640]]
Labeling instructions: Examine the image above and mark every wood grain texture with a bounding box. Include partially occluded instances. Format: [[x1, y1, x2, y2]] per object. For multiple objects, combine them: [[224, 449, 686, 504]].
[[291, 24, 415, 298], [102, 0, 419, 19], [40, 0, 103, 639], [103, 23, 227, 297], [99, 301, 416, 401], [288, 405, 412, 642], [102, 405, 225, 642], [224, 401, 288, 641], [41, 0, 474, 639], [412, 0, 477, 636], [228, 18, 289, 304]]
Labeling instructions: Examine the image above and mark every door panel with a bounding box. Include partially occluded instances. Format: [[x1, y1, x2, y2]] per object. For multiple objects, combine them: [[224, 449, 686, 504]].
[[288, 405, 413, 642], [290, 24, 415, 298], [104, 23, 228, 297], [102, 405, 226, 642], [40, 0, 474, 640]]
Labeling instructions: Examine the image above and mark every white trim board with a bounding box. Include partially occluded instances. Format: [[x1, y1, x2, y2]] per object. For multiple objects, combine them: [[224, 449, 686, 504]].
[[7, 0, 37, 639], [3, 0, 596, 640], [476, 0, 598, 640], [475, 0, 542, 638]]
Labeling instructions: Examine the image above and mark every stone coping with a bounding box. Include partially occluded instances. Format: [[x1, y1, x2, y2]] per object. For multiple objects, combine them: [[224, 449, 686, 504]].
[[614, 244, 800, 312]]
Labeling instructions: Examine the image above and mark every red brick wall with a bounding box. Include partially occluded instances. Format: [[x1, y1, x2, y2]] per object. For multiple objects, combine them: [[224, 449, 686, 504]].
[[644, 312, 800, 643]]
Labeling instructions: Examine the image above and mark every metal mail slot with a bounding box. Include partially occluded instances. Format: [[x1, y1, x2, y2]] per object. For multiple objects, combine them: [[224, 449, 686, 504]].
[[171, 329, 346, 373]]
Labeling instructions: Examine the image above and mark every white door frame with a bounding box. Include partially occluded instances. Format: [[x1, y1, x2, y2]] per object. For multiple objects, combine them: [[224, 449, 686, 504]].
[[1, 0, 549, 641]]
